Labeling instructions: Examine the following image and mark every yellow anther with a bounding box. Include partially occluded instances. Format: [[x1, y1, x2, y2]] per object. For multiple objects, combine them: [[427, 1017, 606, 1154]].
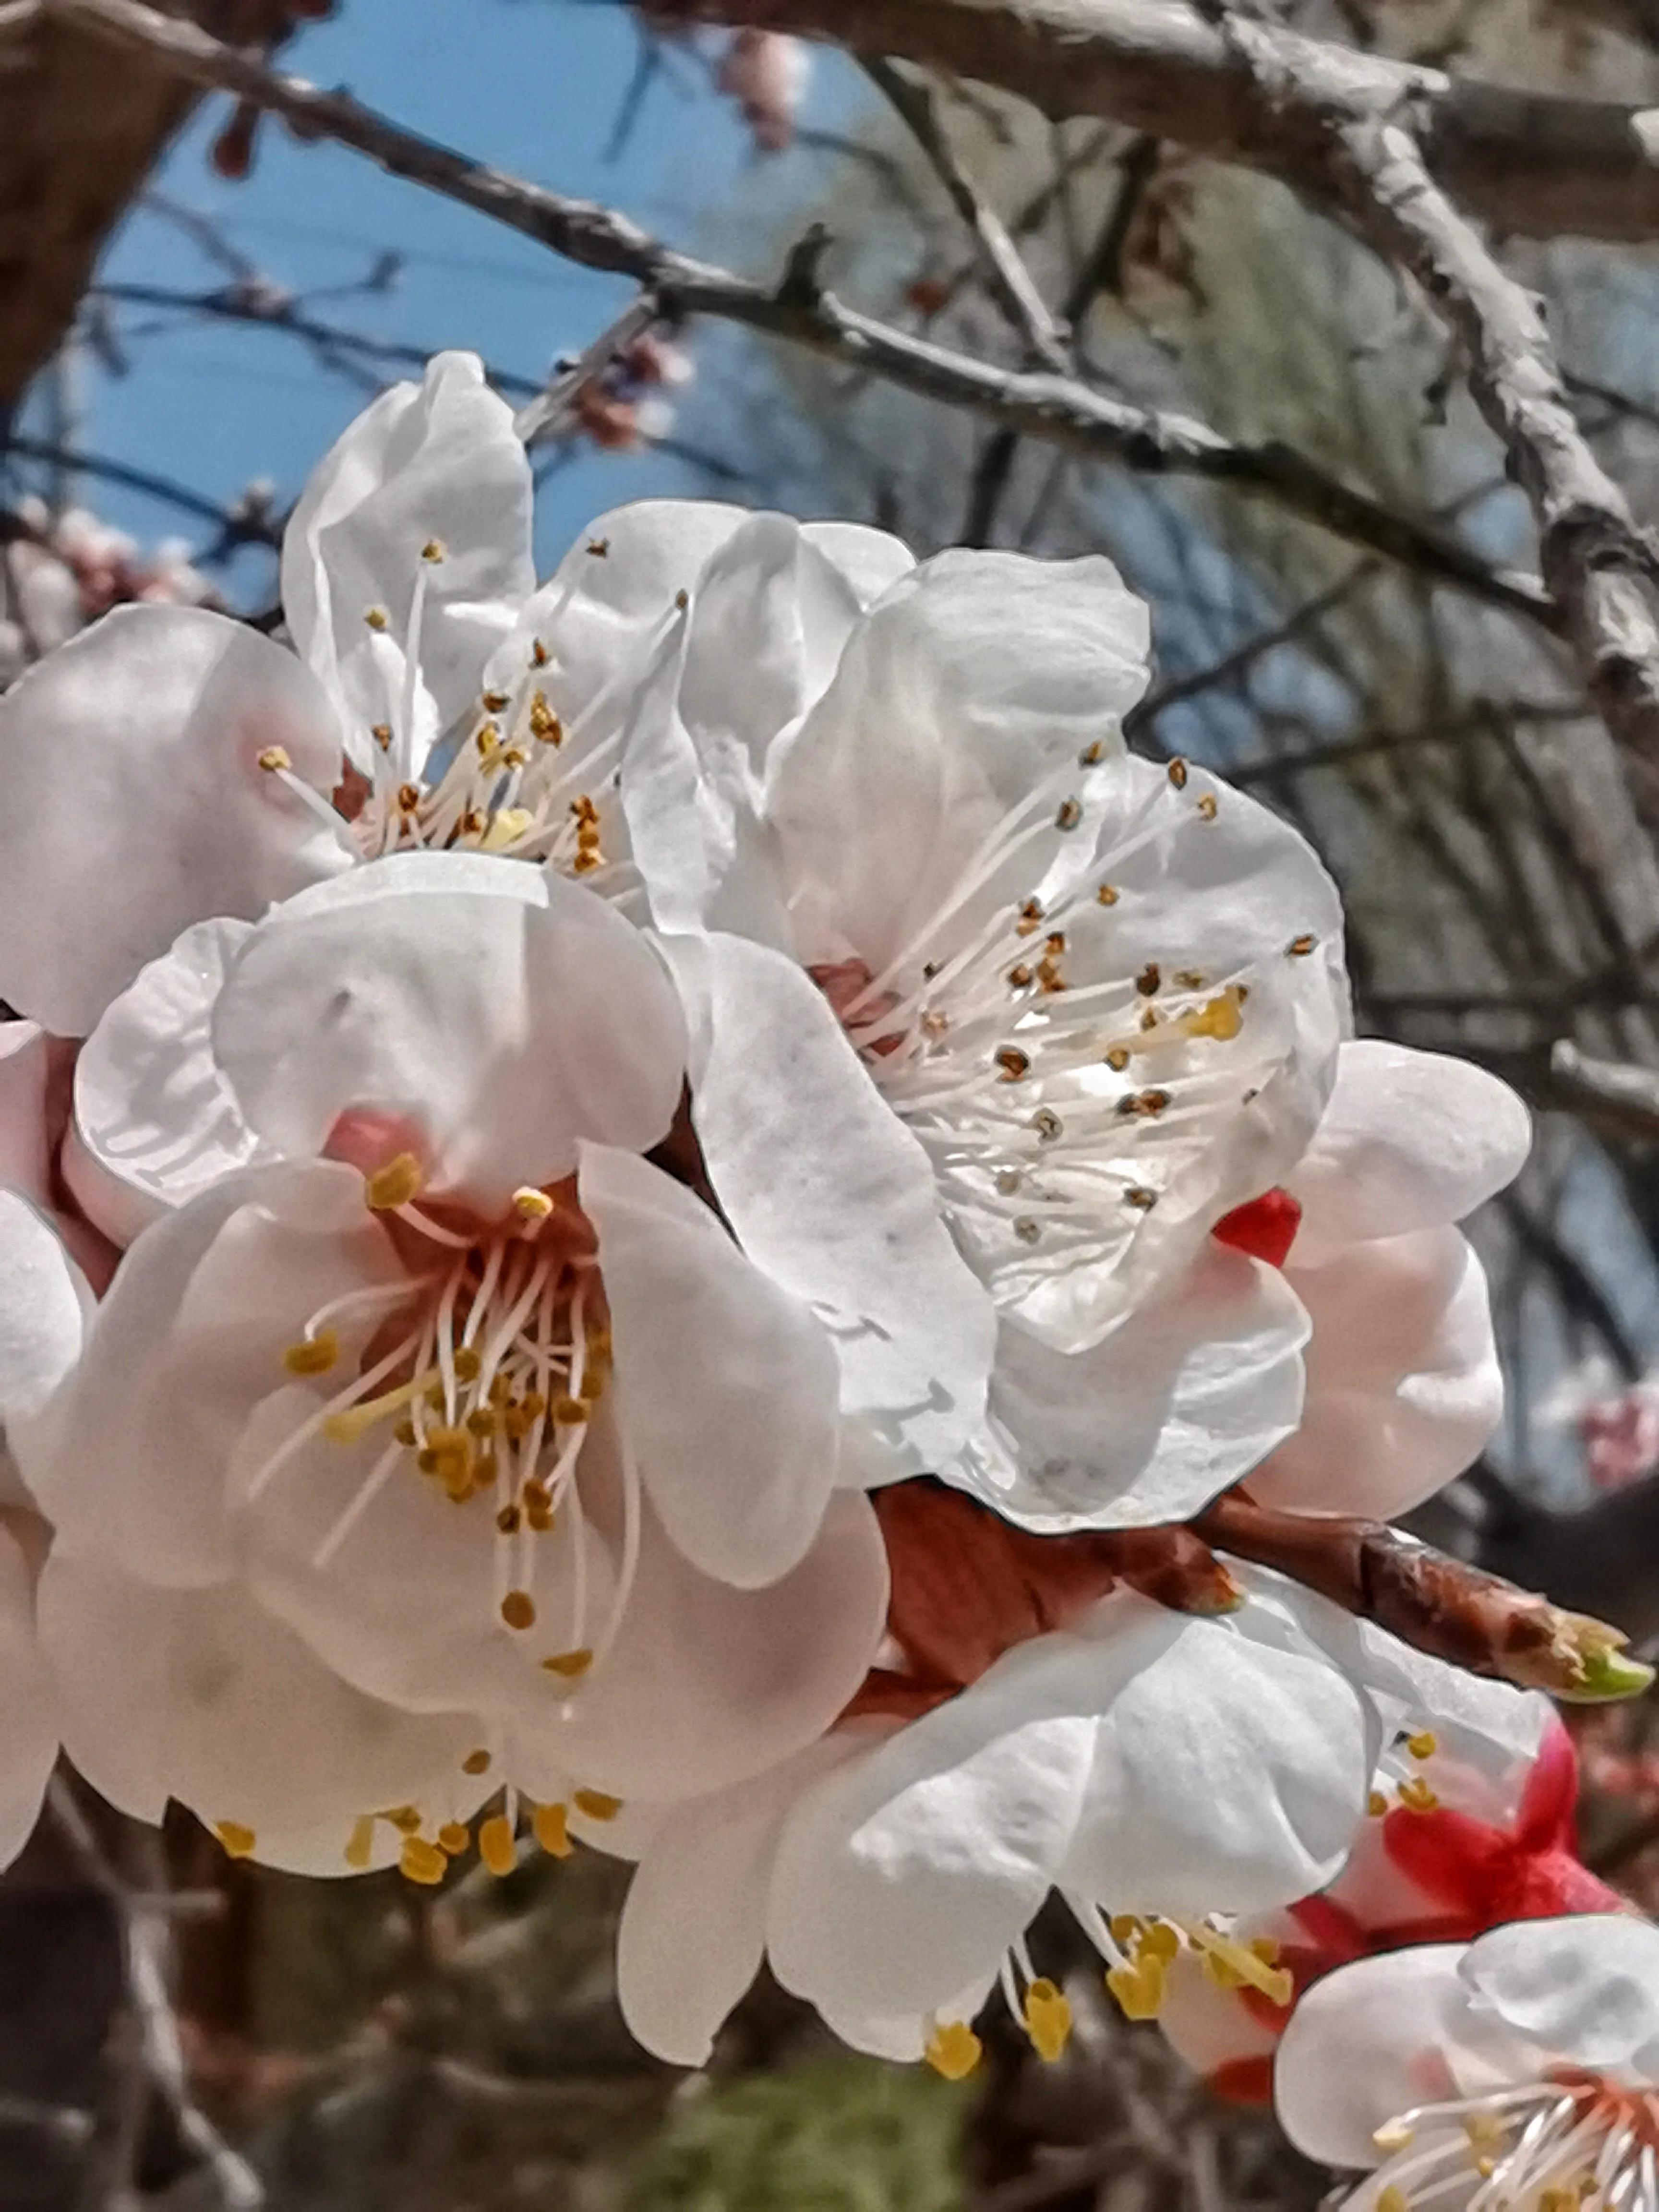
[[468, 1407, 500, 1439], [528, 693, 563, 745], [513, 1187, 554, 1224], [461, 1748, 492, 1777], [394, 1417, 418, 1447], [397, 781, 422, 814], [364, 1153, 424, 1212], [496, 1504, 521, 1535], [1373, 2119, 1415, 2153], [572, 850, 602, 876], [1055, 796, 1082, 831], [1182, 989, 1244, 1043], [541, 1648, 593, 1680], [532, 1802, 573, 1859], [1096, 882, 1119, 906], [1541, 2189, 1582, 2212], [1015, 898, 1044, 936], [385, 1805, 423, 1834], [1407, 1730, 1439, 1761], [1196, 792, 1218, 821], [551, 1395, 589, 1426], [421, 539, 445, 562], [1106, 1955, 1166, 2021], [480, 807, 534, 853], [1465, 2111, 1507, 2151], [1136, 962, 1162, 997], [344, 1815, 375, 1871], [1167, 758, 1189, 789], [572, 1788, 622, 1822], [924, 2022, 983, 2080], [1368, 1790, 1389, 1816], [1187, 1927, 1292, 2007], [1079, 739, 1104, 766], [371, 721, 393, 750], [283, 1328, 340, 1377], [481, 690, 510, 713], [452, 1346, 481, 1383], [214, 1820, 256, 1860], [478, 1813, 517, 1876], [531, 638, 550, 666], [995, 1046, 1031, 1083], [1109, 1913, 1141, 1946], [437, 1821, 470, 1856], [1377, 2189, 1410, 2212], [399, 1835, 448, 1887], [257, 745, 293, 773], [364, 606, 389, 631], [1104, 1046, 1131, 1072], [1286, 933, 1318, 958], [1124, 1187, 1158, 1211], [1023, 1978, 1073, 2063], [1397, 1777, 1440, 1814], [500, 1590, 536, 1632]]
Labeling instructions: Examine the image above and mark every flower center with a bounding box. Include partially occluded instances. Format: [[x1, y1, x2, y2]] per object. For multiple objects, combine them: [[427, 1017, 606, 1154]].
[[1364, 2074, 1659, 2212], [807, 755, 1322, 1271], [237, 1163, 642, 1880]]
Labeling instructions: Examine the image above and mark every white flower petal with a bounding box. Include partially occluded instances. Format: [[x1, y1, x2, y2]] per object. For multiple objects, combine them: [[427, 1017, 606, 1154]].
[[581, 1141, 842, 1587], [1462, 1917, 1659, 2075], [662, 932, 996, 1477], [1289, 1042, 1531, 1261], [975, 1246, 1308, 1530], [282, 352, 534, 764], [0, 1022, 55, 1208], [212, 853, 685, 1209], [0, 606, 352, 1034], [0, 1520, 56, 1870], [38, 1550, 481, 1875], [1253, 1228, 1502, 1518], [68, 918, 266, 1246], [616, 1735, 863, 2065], [0, 1189, 91, 1429], [13, 1161, 395, 1586], [768, 548, 1150, 973], [1275, 1945, 1489, 2166], [536, 1487, 888, 1804]]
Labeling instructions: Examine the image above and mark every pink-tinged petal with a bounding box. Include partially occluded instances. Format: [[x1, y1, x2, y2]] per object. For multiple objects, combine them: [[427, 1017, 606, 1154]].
[[976, 1245, 1308, 1530], [581, 1142, 842, 1588], [12, 1161, 397, 1586], [282, 352, 533, 765], [0, 1023, 54, 1207], [529, 1485, 888, 1804], [37, 1551, 483, 1875], [1253, 1227, 1501, 1518], [1289, 1041, 1530, 1261], [616, 1735, 864, 2065], [212, 853, 685, 1210], [68, 918, 266, 1247], [0, 606, 353, 1035], [663, 933, 995, 1478], [1275, 1944, 1538, 2166], [0, 1520, 56, 1870], [0, 1190, 92, 1430]]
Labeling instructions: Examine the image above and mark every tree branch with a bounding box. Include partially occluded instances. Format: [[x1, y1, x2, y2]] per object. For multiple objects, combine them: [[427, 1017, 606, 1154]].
[[648, 0, 1659, 247], [49, 0, 1549, 625]]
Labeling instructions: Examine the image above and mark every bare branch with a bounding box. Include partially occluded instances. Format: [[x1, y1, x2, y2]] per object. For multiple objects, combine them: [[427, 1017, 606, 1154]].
[[864, 55, 1071, 367], [48, 0, 1548, 625], [645, 0, 1659, 247]]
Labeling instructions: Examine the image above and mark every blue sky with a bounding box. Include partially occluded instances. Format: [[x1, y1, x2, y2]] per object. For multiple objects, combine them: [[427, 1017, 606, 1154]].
[[21, 0, 862, 590]]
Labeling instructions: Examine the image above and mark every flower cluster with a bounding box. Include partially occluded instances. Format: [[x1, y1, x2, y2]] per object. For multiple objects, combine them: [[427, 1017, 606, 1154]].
[[0, 354, 1644, 2125], [1, 496, 215, 691]]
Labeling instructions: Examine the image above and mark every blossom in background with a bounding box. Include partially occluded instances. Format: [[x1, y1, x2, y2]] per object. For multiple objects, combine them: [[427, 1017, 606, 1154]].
[[1159, 1709, 1625, 2104], [715, 30, 810, 151], [15, 851, 890, 1876], [0, 497, 215, 691], [1540, 1355, 1659, 1493], [605, 1518, 1546, 2073], [1274, 1916, 1659, 2212]]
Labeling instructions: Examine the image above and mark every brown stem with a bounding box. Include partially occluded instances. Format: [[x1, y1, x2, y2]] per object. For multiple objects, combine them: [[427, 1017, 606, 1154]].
[[1193, 1492, 1651, 1701]]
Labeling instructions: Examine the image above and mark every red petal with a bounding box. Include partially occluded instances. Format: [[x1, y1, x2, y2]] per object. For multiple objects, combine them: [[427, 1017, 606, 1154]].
[[1381, 1805, 1505, 1912], [1515, 1719, 1582, 1852], [1209, 2055, 1275, 2106], [1212, 1189, 1302, 1269]]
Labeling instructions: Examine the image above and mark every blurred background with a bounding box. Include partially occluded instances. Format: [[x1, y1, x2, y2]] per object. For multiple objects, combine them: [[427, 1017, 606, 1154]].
[[9, 0, 1659, 2203]]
